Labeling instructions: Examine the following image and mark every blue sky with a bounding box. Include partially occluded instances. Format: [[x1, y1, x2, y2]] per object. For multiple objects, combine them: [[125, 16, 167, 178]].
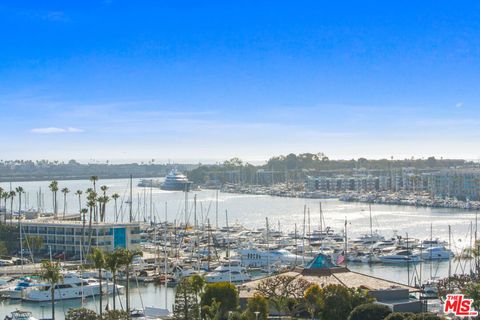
[[0, 1, 479, 162]]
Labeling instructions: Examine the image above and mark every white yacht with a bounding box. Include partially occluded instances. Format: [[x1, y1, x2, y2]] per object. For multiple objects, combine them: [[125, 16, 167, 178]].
[[23, 272, 123, 302], [4, 310, 38, 320], [0, 278, 39, 299], [237, 248, 308, 268], [379, 250, 421, 264], [205, 260, 251, 283], [419, 246, 453, 260], [161, 170, 192, 191]]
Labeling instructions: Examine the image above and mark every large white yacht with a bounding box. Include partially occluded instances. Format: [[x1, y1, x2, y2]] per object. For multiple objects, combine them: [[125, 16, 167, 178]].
[[205, 260, 251, 283], [23, 272, 123, 302], [4, 310, 38, 320], [161, 170, 192, 191]]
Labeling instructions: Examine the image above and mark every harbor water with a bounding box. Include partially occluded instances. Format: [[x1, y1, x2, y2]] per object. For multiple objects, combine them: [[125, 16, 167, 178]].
[[1, 178, 477, 318]]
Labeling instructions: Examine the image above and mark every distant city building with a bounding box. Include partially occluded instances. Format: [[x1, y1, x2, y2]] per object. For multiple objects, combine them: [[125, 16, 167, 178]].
[[429, 169, 480, 201], [306, 167, 480, 201]]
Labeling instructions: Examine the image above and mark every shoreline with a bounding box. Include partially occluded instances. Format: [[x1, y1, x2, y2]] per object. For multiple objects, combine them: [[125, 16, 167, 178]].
[[220, 185, 480, 211]]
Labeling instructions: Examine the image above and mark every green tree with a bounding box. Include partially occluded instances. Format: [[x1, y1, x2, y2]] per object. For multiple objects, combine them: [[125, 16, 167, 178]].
[[65, 307, 98, 320], [317, 285, 372, 320], [111, 193, 120, 222], [190, 274, 205, 318], [49, 180, 59, 218], [0, 241, 7, 255], [465, 282, 480, 312], [173, 277, 200, 320], [86, 191, 97, 255], [100, 310, 130, 320], [9, 190, 16, 225], [15, 186, 24, 224], [2, 191, 9, 224], [255, 275, 310, 316], [117, 248, 143, 312], [242, 294, 269, 320], [61, 187, 70, 218], [304, 284, 322, 319], [40, 260, 63, 320], [348, 303, 391, 320], [201, 282, 239, 320], [99, 185, 109, 222], [105, 249, 122, 310], [0, 224, 19, 254], [88, 247, 106, 317], [384, 313, 414, 320]]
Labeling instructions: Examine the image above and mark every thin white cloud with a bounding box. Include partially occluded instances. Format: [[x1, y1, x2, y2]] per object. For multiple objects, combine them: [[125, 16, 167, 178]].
[[31, 127, 84, 134], [456, 102, 464, 108]]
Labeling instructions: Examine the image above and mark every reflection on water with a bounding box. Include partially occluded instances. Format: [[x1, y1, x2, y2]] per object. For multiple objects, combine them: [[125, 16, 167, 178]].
[[0, 283, 175, 320], [1, 178, 477, 318]]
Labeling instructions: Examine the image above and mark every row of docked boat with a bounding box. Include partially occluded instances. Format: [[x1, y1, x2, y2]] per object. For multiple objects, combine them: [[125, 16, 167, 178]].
[[133, 219, 457, 289], [0, 272, 123, 302]]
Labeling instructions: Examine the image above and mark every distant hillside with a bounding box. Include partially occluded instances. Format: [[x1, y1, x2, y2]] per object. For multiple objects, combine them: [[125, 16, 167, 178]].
[[187, 153, 472, 185], [0, 160, 199, 182]]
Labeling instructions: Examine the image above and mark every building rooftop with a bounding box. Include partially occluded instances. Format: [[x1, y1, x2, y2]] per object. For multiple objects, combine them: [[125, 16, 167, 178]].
[[238, 254, 419, 299], [13, 217, 141, 227]]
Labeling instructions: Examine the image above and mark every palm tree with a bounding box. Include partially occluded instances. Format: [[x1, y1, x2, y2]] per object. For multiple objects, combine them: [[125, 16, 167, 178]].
[[2, 192, 9, 224], [98, 195, 110, 222], [111, 193, 120, 222], [9, 191, 16, 226], [75, 190, 83, 217], [90, 176, 99, 223], [49, 181, 59, 218], [100, 185, 109, 222], [40, 260, 63, 320], [88, 248, 106, 317], [90, 176, 99, 191], [0, 187, 3, 225], [105, 249, 122, 310], [86, 193, 96, 256], [61, 187, 70, 219], [15, 187, 24, 227], [80, 208, 88, 261], [118, 248, 143, 312]]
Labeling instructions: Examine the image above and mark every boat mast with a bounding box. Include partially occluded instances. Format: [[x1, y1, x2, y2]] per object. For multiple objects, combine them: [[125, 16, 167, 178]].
[[344, 217, 348, 269], [369, 203, 373, 239], [294, 223, 298, 267], [448, 225, 452, 278], [164, 204, 168, 310], [319, 202, 323, 233], [266, 217, 270, 275], [184, 185, 188, 227], [302, 205, 306, 266], [129, 174, 133, 223], [149, 182, 153, 224], [308, 207, 312, 256], [226, 210, 231, 283], [215, 189, 219, 229]]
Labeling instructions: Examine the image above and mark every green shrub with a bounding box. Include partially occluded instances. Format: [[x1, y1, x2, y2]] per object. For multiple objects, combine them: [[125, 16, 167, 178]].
[[347, 303, 391, 320]]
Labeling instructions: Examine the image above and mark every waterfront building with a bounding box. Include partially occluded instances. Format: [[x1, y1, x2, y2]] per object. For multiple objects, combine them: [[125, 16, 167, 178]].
[[19, 218, 142, 256], [429, 169, 480, 201], [238, 254, 423, 314]]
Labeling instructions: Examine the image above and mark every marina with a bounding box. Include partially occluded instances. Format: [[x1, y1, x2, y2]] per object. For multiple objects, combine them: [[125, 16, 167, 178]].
[[0, 177, 478, 319]]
